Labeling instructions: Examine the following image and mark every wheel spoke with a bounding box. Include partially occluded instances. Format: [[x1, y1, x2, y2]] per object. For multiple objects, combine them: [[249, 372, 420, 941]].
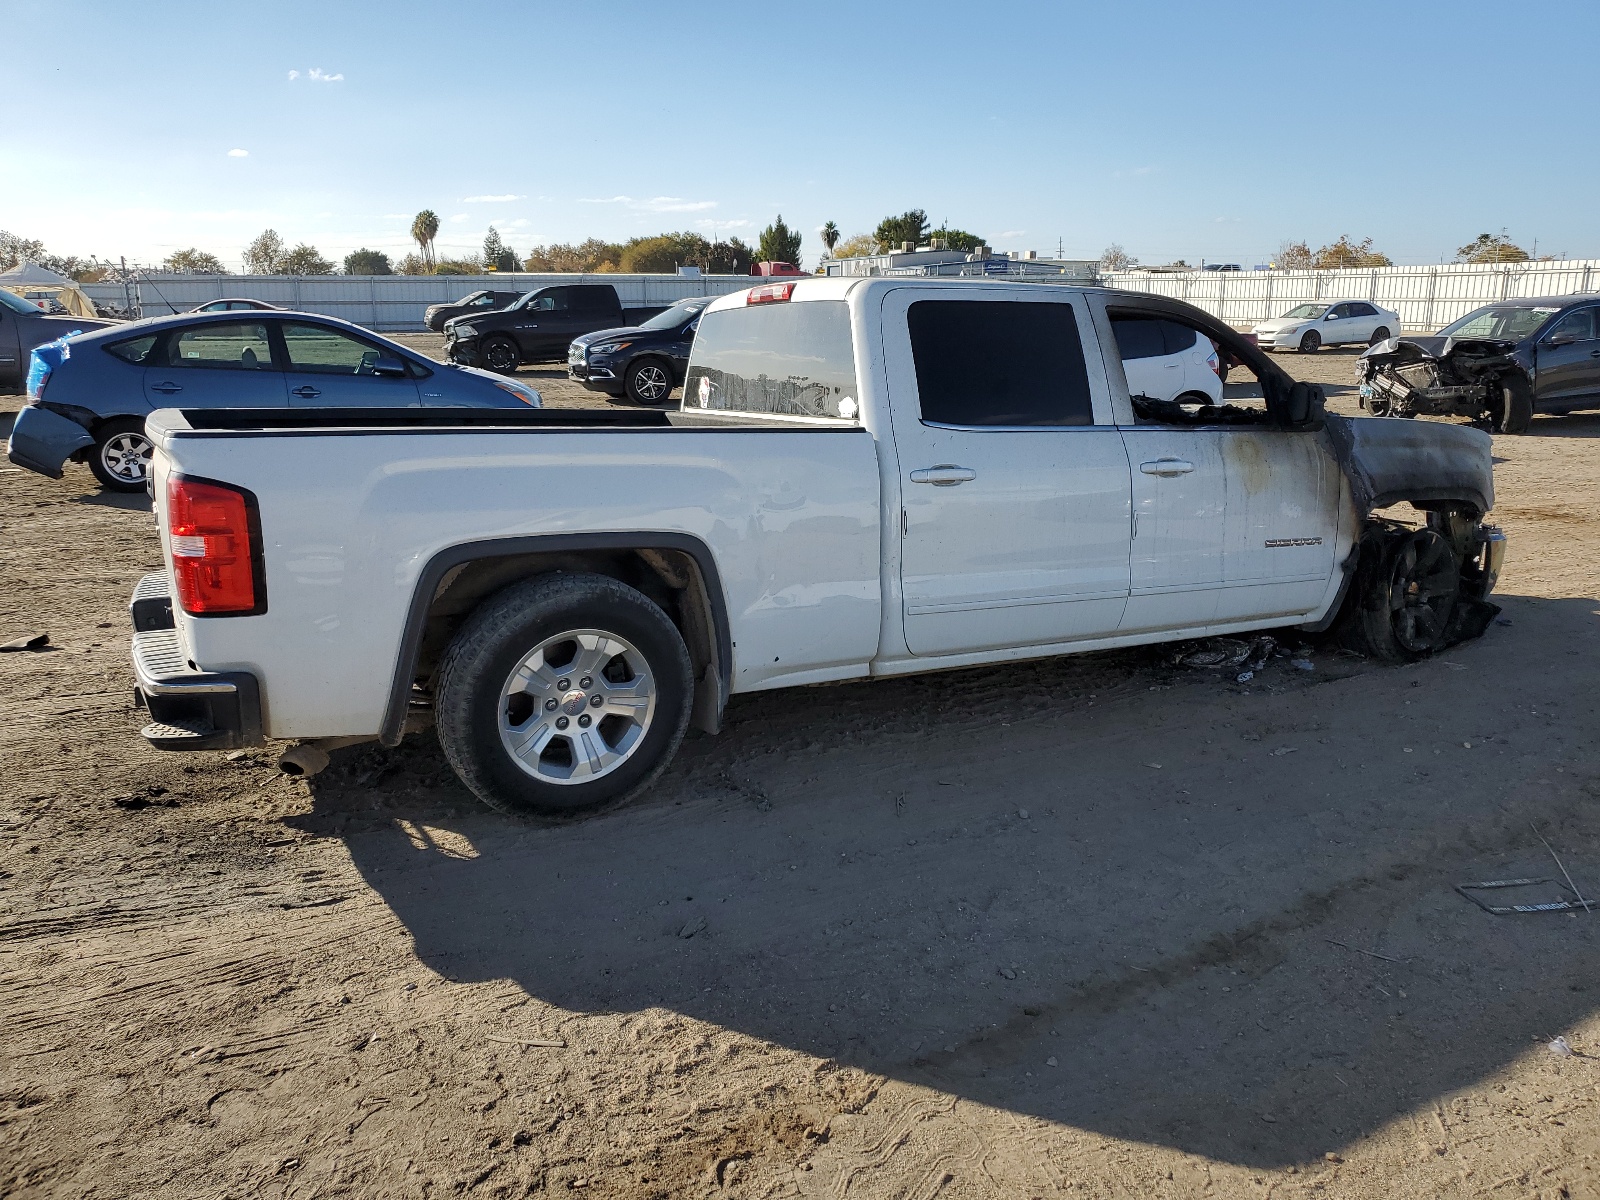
[[599, 678, 651, 719], [570, 634, 625, 681], [507, 719, 558, 765], [508, 657, 560, 697], [567, 728, 612, 778]]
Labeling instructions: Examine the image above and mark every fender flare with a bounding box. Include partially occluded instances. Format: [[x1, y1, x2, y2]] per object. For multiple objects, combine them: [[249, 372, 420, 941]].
[[379, 532, 732, 747]]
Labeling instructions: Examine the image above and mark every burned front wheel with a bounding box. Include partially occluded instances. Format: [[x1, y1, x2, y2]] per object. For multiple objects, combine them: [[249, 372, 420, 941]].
[[1340, 528, 1460, 662]]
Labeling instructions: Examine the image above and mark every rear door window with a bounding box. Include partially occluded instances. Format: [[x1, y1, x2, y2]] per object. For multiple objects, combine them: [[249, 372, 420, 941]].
[[164, 322, 274, 370], [908, 299, 1093, 427], [684, 300, 858, 419]]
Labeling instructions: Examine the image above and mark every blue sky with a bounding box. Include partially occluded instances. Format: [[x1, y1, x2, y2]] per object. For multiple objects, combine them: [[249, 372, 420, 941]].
[[4, 0, 1597, 270]]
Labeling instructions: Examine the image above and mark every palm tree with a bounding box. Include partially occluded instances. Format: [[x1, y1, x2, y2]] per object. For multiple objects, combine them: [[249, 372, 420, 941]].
[[820, 221, 840, 257], [411, 210, 440, 271]]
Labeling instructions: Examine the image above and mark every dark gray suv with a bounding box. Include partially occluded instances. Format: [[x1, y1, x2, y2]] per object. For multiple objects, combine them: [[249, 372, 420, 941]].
[[0, 288, 113, 392]]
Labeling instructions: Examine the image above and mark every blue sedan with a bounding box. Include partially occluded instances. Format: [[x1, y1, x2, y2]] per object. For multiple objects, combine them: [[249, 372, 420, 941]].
[[7, 310, 542, 492]]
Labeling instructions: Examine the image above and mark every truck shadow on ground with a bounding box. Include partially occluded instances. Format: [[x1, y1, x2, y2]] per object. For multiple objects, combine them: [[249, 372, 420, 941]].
[[295, 593, 1600, 1169]]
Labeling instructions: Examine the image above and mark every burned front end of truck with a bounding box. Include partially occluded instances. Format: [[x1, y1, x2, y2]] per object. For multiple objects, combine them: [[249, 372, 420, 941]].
[[1357, 335, 1535, 434]]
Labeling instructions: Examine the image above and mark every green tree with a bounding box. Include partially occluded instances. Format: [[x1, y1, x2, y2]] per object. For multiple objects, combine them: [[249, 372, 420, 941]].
[[1455, 231, 1529, 264], [820, 221, 840, 255], [0, 230, 47, 271], [162, 248, 228, 274], [1312, 236, 1391, 269], [523, 238, 623, 272], [757, 214, 802, 267], [343, 248, 393, 275], [481, 226, 517, 271], [874, 209, 929, 252], [705, 237, 753, 275], [243, 229, 286, 274], [831, 233, 877, 259], [929, 226, 985, 253], [278, 244, 335, 275], [434, 254, 485, 276], [1100, 244, 1136, 271], [395, 252, 429, 275], [618, 231, 708, 273], [411, 210, 440, 270]]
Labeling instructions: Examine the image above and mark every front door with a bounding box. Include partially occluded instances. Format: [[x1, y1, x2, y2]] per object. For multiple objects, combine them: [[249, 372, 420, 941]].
[[278, 321, 421, 407], [1118, 428, 1228, 632], [513, 288, 576, 359], [1534, 306, 1600, 406], [143, 320, 288, 408], [882, 288, 1132, 657]]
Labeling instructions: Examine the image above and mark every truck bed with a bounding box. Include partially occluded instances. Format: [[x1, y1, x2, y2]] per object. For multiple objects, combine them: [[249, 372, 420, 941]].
[[145, 406, 882, 740]]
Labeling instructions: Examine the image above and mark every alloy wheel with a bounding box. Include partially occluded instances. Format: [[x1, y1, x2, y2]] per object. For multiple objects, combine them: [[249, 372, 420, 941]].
[[101, 432, 153, 484], [498, 629, 658, 785]]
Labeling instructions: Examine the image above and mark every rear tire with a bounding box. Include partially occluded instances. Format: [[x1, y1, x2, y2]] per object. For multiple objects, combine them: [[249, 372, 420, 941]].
[[1298, 330, 1321, 353], [434, 573, 693, 816], [624, 358, 674, 405], [1369, 326, 1392, 345], [482, 336, 520, 375], [1493, 374, 1533, 434], [89, 418, 152, 492], [1339, 528, 1460, 662]]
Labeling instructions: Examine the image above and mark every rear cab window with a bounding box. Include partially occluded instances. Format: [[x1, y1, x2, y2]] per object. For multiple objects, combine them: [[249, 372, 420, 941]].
[[908, 300, 1093, 427], [684, 299, 859, 421]]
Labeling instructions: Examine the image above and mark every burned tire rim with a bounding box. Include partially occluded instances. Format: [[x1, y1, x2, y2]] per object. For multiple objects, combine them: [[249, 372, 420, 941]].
[[483, 338, 519, 373], [1299, 330, 1321, 353], [1386, 530, 1460, 654], [628, 361, 671, 403], [100, 431, 153, 484], [497, 628, 658, 785]]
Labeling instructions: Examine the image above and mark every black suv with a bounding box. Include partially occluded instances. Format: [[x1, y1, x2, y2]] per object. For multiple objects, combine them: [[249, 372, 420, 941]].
[[445, 283, 670, 372], [568, 297, 709, 404], [424, 289, 524, 332]]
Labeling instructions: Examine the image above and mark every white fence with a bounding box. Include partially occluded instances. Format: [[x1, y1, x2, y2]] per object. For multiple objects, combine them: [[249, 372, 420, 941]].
[[79, 272, 761, 331], [1100, 259, 1600, 332]]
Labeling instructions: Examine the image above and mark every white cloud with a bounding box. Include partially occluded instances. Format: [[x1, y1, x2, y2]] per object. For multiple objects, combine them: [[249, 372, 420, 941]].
[[308, 68, 344, 82], [227, 148, 249, 158], [448, 213, 469, 222], [996, 230, 1026, 239], [502, 218, 531, 229], [464, 194, 522, 203], [578, 194, 717, 213], [287, 70, 298, 80]]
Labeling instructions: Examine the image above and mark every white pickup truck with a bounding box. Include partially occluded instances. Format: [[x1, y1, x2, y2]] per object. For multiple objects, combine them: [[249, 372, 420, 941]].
[[129, 278, 1504, 814]]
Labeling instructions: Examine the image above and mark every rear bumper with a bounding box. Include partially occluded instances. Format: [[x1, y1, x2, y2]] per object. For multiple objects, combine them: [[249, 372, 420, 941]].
[[129, 572, 264, 751], [7, 403, 94, 479]]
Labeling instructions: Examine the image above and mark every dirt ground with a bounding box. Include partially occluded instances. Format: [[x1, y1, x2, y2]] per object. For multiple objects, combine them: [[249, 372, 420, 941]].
[[4, 344, 1600, 1199]]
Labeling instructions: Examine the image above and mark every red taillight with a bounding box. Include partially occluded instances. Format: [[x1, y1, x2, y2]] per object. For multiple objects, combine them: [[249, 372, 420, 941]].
[[747, 282, 794, 305], [166, 476, 264, 615]]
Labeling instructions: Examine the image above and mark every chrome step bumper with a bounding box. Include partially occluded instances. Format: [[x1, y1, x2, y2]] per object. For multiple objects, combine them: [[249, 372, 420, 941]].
[[129, 573, 264, 751]]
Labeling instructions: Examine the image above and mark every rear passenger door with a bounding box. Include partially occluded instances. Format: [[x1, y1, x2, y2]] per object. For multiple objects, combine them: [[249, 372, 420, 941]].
[[882, 288, 1132, 657], [143, 320, 288, 408], [277, 321, 421, 407]]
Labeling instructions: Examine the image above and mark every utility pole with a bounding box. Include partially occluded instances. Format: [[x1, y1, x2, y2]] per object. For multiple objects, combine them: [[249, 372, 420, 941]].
[[120, 256, 133, 318]]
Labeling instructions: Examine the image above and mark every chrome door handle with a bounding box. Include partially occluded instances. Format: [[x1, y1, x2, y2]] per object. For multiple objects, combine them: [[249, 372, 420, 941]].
[[909, 465, 977, 486], [1140, 458, 1194, 476], [150, 381, 183, 394], [291, 385, 322, 399]]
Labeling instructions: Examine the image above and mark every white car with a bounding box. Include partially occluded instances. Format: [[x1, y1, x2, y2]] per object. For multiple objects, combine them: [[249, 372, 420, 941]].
[[1254, 301, 1401, 353], [1115, 316, 1223, 404]]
